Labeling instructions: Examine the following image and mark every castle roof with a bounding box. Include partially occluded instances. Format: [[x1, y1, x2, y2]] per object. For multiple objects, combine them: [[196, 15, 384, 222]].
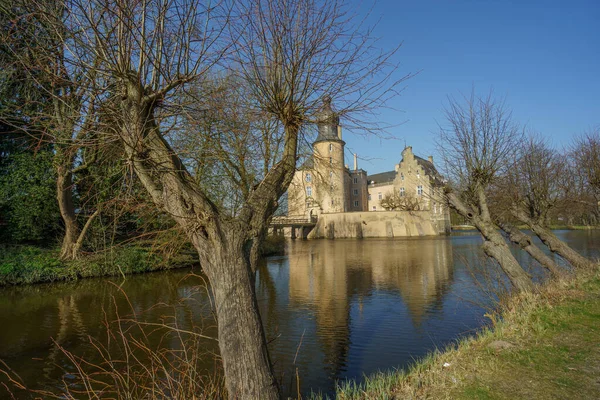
[[367, 170, 396, 184], [298, 155, 314, 170], [366, 150, 445, 186]]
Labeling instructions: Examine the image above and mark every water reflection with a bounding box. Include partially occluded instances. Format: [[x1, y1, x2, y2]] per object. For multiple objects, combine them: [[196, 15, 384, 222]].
[[0, 230, 597, 398], [256, 238, 457, 395]]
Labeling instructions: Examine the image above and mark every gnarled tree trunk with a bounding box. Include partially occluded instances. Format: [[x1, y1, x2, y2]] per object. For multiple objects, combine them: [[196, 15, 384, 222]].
[[447, 192, 533, 292], [56, 163, 80, 260], [499, 223, 563, 277], [512, 208, 594, 270], [118, 84, 282, 399]]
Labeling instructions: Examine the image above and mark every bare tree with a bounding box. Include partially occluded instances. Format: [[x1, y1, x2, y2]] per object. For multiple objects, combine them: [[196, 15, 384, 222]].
[[484, 137, 564, 277], [438, 90, 533, 292], [509, 135, 594, 270], [571, 127, 600, 222], [17, 0, 406, 397], [380, 191, 421, 210], [1, 0, 107, 259]]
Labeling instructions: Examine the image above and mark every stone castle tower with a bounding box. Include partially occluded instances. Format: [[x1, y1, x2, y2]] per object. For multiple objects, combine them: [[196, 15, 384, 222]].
[[313, 95, 346, 213]]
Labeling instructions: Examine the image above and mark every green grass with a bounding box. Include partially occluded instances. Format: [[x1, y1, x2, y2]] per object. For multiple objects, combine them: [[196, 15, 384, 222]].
[[0, 245, 197, 286], [316, 267, 600, 400], [516, 225, 600, 231]]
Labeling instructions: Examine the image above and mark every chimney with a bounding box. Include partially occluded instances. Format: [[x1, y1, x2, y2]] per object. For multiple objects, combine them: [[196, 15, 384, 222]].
[[428, 155, 434, 164], [337, 125, 342, 140], [353, 153, 358, 170]]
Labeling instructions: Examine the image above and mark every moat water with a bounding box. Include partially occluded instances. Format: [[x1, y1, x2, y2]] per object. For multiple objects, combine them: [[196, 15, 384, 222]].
[[0, 230, 598, 397]]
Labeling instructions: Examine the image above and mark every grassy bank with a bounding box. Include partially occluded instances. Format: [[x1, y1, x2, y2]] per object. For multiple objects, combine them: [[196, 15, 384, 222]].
[[0, 236, 287, 287], [317, 267, 600, 399], [0, 245, 197, 286], [547, 225, 600, 230], [453, 225, 600, 232]]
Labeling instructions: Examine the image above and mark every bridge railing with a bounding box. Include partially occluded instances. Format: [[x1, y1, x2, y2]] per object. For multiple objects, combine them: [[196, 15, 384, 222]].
[[271, 215, 316, 225]]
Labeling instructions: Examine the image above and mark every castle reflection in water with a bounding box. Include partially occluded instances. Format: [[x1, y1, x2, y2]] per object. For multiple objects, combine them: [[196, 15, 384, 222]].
[[256, 237, 457, 396]]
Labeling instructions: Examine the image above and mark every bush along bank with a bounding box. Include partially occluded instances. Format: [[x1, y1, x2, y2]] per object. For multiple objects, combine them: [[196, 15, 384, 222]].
[[0, 245, 198, 286], [312, 266, 600, 400]]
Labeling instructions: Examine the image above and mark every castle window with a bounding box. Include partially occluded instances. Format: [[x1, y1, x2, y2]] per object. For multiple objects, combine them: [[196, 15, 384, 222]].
[[378, 192, 382, 200], [329, 157, 332, 165], [331, 200, 334, 206], [330, 171, 333, 178], [353, 177, 358, 184], [329, 143, 333, 152], [306, 186, 312, 196], [401, 173, 404, 181], [354, 200, 359, 207], [433, 203, 437, 214], [305, 172, 312, 182], [400, 187, 405, 197], [417, 185, 423, 196], [353, 189, 358, 196], [368, 194, 371, 200]]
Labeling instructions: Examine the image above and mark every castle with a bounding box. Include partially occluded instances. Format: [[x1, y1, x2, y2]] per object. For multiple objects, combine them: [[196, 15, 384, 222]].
[[286, 97, 451, 238]]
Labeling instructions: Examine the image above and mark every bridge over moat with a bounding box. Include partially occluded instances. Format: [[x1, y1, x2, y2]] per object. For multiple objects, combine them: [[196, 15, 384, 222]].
[[270, 216, 316, 239]]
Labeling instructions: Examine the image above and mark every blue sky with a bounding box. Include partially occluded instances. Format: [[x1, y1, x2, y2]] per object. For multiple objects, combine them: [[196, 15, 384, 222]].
[[341, 0, 599, 174]]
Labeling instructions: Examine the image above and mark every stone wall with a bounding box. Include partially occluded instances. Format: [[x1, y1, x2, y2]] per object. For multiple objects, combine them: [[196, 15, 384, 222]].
[[307, 210, 449, 239]]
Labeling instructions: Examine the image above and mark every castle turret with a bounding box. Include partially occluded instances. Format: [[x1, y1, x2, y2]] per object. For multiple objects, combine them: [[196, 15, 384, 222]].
[[313, 96, 346, 213]]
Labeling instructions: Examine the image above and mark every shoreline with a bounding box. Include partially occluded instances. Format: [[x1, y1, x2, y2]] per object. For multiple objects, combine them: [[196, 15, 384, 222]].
[[452, 224, 600, 231], [0, 234, 287, 287], [0, 245, 198, 287]]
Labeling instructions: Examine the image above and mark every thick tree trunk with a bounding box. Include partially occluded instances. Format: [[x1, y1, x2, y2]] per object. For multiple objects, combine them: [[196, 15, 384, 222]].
[[117, 81, 289, 399], [447, 192, 533, 292], [57, 165, 80, 260], [499, 223, 563, 277], [194, 234, 279, 400], [513, 209, 594, 270]]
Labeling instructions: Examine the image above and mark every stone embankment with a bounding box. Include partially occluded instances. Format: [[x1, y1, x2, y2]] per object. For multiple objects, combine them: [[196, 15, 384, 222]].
[[308, 210, 450, 239]]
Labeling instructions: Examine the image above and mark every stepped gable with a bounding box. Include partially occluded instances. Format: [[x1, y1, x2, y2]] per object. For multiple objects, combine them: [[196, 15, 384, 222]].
[[413, 156, 444, 185]]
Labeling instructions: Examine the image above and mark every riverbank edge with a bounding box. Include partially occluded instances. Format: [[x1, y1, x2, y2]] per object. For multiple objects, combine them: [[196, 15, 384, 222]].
[[315, 265, 600, 399], [452, 224, 600, 231], [0, 235, 287, 287], [0, 245, 197, 287]]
